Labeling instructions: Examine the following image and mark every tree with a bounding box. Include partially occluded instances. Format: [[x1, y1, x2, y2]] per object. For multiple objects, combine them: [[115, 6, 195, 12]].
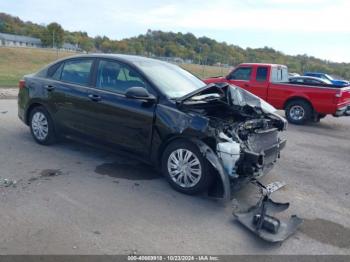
[[41, 22, 64, 48], [0, 19, 5, 31], [78, 35, 94, 51]]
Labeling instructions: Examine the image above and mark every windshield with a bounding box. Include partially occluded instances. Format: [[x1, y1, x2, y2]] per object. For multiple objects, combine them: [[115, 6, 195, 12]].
[[134, 60, 205, 98], [324, 74, 333, 80], [315, 74, 333, 81]]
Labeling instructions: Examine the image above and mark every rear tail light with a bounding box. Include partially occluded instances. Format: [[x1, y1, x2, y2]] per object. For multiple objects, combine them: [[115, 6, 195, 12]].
[[335, 90, 343, 98], [18, 80, 26, 89], [334, 89, 342, 104]]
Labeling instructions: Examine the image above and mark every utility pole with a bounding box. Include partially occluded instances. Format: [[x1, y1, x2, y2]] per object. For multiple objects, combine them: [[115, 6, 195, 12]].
[[52, 30, 55, 49]]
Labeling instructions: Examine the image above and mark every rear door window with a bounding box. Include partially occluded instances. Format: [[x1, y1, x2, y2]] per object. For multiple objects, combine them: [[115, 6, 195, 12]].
[[61, 59, 93, 85], [51, 63, 64, 80], [229, 67, 252, 81], [47, 63, 60, 76], [271, 66, 289, 82], [304, 78, 321, 84], [290, 78, 304, 83], [256, 67, 268, 81]]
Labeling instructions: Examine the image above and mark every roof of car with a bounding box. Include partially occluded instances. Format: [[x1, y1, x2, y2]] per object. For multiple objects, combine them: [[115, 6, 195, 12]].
[[304, 72, 324, 75], [290, 76, 323, 80], [289, 76, 330, 83], [239, 63, 287, 68], [290, 76, 320, 79], [61, 53, 163, 64]]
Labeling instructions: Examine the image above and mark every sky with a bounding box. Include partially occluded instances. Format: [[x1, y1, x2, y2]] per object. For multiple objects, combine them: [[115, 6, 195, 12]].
[[1, 0, 350, 62]]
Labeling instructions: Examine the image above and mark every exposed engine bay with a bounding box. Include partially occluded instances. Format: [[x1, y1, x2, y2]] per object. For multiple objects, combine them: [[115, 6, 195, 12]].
[[177, 83, 287, 182]]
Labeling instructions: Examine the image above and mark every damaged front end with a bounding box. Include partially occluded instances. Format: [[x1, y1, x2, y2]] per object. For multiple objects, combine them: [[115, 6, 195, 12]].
[[174, 83, 302, 242], [177, 83, 287, 201]]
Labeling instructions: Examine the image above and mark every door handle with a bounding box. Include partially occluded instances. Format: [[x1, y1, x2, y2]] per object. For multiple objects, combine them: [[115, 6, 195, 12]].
[[244, 83, 250, 88], [44, 85, 55, 91], [88, 94, 102, 102]]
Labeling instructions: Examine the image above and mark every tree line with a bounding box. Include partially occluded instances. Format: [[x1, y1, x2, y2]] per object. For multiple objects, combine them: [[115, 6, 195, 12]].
[[1, 12, 349, 79]]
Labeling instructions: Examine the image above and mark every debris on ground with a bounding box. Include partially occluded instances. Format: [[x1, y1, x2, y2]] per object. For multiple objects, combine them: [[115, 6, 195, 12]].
[[1, 169, 65, 189], [40, 169, 63, 177], [28, 177, 38, 183], [0, 178, 17, 188], [233, 179, 303, 243], [26, 169, 64, 184]]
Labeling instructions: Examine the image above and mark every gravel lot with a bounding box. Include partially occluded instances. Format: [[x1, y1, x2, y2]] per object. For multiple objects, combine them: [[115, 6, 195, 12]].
[[0, 88, 18, 99], [0, 99, 349, 255]]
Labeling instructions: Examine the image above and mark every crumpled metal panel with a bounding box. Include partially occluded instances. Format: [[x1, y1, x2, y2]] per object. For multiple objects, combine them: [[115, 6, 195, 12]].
[[233, 180, 303, 242]]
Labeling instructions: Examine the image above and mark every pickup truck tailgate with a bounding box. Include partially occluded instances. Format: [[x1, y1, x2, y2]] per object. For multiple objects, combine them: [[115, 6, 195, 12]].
[[338, 86, 350, 105]]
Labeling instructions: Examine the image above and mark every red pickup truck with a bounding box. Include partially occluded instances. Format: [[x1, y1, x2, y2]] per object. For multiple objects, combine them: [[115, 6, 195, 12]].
[[204, 63, 350, 124]]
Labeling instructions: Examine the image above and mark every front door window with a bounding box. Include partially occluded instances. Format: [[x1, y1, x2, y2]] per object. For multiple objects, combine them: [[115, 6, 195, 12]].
[[96, 60, 146, 94]]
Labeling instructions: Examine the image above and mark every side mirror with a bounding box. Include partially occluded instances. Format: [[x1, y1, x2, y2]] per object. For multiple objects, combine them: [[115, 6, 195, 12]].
[[125, 86, 156, 102]]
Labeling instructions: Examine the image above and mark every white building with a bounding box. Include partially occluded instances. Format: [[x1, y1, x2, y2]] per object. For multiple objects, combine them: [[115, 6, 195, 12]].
[[0, 32, 42, 48], [61, 42, 80, 52]]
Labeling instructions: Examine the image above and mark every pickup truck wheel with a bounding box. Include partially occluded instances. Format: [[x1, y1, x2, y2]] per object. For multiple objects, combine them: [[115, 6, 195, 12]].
[[161, 140, 213, 195], [285, 100, 312, 125], [314, 113, 326, 122]]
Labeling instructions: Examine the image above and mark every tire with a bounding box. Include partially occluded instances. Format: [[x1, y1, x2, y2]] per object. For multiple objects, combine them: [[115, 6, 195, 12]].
[[29, 106, 56, 145], [161, 140, 213, 195], [285, 100, 313, 125], [314, 113, 326, 123]]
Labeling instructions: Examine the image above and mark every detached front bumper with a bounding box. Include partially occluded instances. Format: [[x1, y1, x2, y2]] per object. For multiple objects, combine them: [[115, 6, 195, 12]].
[[334, 105, 350, 117]]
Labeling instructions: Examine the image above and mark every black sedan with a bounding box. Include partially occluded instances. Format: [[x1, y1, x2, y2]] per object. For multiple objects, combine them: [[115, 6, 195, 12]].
[[18, 54, 287, 201], [289, 76, 333, 85]]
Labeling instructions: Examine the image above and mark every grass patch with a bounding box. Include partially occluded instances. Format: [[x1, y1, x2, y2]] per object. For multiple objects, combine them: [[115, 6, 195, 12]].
[[180, 63, 230, 79], [0, 47, 77, 87]]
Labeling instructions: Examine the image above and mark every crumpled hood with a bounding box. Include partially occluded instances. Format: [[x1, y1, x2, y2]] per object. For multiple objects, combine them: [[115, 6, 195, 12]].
[[227, 84, 277, 114], [177, 83, 274, 114], [176, 83, 287, 130]]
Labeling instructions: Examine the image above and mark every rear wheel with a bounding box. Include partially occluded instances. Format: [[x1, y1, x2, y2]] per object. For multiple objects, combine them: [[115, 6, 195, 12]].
[[29, 106, 56, 145], [161, 140, 213, 195], [285, 100, 312, 125]]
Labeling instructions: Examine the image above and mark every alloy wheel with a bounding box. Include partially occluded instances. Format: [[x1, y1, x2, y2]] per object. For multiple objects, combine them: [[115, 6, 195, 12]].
[[289, 105, 305, 121]]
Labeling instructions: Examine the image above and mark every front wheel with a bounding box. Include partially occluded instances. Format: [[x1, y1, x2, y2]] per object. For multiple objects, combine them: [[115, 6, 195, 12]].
[[285, 100, 313, 125], [161, 140, 213, 195]]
